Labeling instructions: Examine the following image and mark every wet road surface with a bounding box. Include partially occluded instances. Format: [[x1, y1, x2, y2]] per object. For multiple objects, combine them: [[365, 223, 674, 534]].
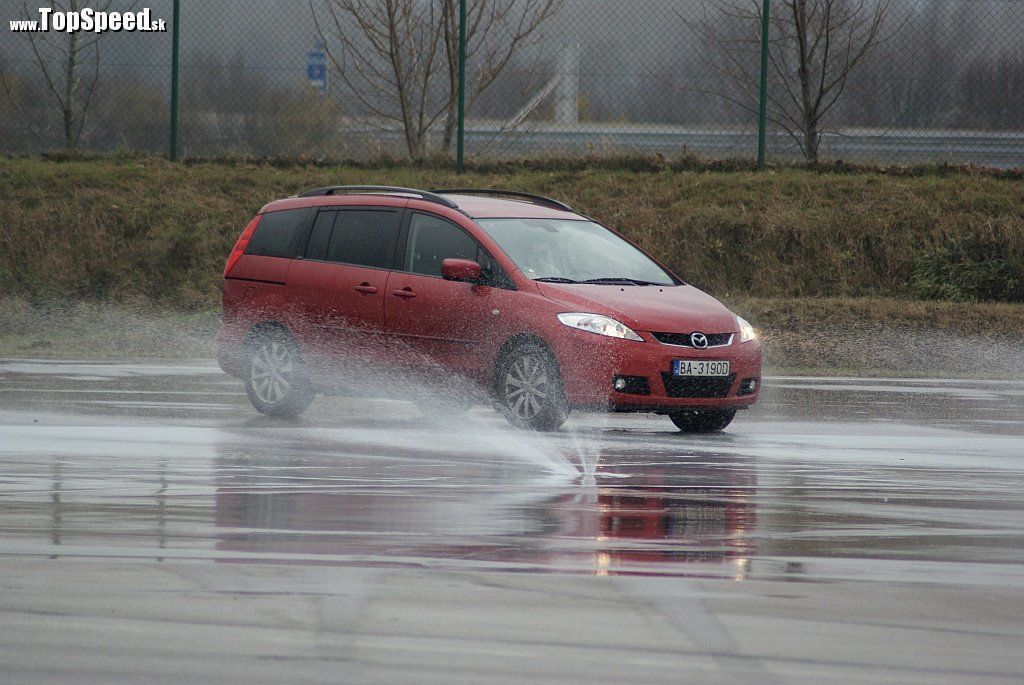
[[1, 360, 1023, 683]]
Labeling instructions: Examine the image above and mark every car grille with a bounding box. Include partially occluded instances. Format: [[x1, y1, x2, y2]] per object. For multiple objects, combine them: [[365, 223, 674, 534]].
[[652, 332, 734, 348], [661, 373, 736, 399]]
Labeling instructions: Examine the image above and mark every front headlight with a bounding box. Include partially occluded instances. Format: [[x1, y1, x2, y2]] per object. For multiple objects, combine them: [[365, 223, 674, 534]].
[[737, 315, 758, 343], [557, 313, 643, 341]]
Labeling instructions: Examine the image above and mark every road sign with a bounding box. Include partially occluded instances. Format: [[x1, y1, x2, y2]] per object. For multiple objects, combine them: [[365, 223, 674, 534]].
[[307, 40, 327, 95]]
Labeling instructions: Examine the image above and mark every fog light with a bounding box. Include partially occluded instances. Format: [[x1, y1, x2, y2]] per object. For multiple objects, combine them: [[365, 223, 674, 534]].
[[737, 377, 759, 396], [612, 376, 651, 395]]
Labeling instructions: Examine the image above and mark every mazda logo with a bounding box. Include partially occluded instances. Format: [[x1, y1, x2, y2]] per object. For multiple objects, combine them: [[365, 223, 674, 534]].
[[690, 332, 709, 349]]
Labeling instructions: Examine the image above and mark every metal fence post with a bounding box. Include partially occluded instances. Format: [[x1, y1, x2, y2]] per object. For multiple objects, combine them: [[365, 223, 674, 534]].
[[757, 0, 770, 169], [456, 0, 467, 173], [169, 0, 180, 161]]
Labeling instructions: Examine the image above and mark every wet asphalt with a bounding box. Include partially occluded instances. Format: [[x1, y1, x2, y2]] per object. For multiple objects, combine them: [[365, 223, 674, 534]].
[[1, 360, 1023, 684]]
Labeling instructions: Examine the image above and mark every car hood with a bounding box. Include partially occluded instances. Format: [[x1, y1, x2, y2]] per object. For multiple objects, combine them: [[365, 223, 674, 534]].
[[536, 283, 738, 334]]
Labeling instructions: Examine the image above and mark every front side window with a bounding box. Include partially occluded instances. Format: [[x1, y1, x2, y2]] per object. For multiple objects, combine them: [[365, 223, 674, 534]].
[[476, 219, 677, 286], [404, 213, 479, 277]]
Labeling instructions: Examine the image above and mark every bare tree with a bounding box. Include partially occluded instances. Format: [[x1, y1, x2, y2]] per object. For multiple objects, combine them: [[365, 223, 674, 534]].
[[311, 0, 560, 160], [0, 0, 121, 151], [689, 0, 902, 162]]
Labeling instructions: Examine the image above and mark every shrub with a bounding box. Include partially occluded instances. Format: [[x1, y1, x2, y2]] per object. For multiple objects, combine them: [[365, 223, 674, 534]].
[[911, 237, 1024, 302]]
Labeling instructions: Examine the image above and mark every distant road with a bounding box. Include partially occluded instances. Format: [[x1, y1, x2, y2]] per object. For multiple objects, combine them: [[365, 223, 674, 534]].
[[349, 119, 1024, 167], [464, 122, 1024, 167], [179, 112, 1024, 167]]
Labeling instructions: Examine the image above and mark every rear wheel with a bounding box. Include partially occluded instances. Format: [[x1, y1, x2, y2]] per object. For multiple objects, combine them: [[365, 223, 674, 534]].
[[498, 343, 569, 432], [669, 409, 736, 433], [245, 329, 314, 418]]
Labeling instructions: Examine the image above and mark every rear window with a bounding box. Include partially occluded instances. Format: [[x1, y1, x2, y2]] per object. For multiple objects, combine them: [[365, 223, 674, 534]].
[[245, 208, 307, 258]]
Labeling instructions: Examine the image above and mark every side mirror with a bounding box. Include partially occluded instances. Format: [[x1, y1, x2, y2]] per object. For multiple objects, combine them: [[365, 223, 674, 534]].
[[441, 258, 483, 283]]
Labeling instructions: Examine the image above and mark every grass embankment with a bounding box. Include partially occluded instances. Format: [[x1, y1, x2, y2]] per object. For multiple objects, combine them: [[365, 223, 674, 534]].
[[3, 156, 1024, 306], [1, 156, 1022, 376]]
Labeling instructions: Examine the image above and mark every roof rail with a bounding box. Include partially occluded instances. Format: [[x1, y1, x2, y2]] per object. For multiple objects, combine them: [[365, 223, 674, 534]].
[[298, 185, 459, 209], [432, 188, 574, 212]]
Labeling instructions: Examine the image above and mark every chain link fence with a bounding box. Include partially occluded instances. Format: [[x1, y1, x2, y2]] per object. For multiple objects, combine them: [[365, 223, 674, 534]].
[[2, 0, 1023, 166]]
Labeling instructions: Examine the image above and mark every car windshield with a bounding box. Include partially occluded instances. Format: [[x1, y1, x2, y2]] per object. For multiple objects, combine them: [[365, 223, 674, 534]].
[[475, 219, 677, 286]]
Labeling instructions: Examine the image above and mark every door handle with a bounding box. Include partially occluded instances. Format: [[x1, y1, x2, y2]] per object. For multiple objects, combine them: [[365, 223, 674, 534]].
[[354, 283, 378, 294], [392, 288, 417, 299]]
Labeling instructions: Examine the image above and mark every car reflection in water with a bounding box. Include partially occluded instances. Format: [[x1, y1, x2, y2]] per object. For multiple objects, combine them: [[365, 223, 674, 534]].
[[213, 446, 756, 578], [593, 479, 754, 577], [544, 457, 756, 578]]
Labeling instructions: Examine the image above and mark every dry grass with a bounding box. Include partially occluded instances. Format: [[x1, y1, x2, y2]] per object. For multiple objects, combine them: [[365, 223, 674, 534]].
[[2, 295, 1021, 378], [0, 297, 216, 359], [726, 297, 1024, 377]]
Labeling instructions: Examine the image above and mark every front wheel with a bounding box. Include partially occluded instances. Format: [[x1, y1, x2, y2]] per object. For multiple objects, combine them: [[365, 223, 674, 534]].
[[245, 330, 315, 418], [498, 344, 569, 432], [669, 409, 736, 433]]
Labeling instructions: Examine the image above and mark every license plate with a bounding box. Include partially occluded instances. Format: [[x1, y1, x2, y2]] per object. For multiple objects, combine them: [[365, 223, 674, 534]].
[[673, 360, 730, 377]]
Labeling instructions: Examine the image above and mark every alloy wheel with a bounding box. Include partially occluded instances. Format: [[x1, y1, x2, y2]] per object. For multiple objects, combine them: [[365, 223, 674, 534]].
[[250, 340, 295, 406], [504, 353, 551, 421]]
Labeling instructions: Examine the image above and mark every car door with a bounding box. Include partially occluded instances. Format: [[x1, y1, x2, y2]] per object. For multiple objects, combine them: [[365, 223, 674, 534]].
[[286, 207, 402, 371], [385, 211, 516, 382]]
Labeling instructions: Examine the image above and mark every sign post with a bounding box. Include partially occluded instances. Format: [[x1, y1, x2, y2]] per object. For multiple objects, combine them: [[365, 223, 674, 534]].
[[757, 0, 771, 170], [169, 0, 180, 160], [456, 0, 466, 173]]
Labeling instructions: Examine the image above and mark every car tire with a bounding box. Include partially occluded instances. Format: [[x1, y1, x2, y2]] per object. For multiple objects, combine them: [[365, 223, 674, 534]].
[[244, 328, 315, 418], [669, 409, 736, 433], [497, 343, 569, 432]]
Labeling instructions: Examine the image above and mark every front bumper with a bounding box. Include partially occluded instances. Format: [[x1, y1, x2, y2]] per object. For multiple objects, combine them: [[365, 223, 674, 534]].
[[552, 330, 762, 413]]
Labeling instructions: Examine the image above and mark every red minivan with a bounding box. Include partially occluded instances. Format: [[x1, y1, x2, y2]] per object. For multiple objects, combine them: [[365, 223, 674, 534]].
[[217, 186, 761, 432]]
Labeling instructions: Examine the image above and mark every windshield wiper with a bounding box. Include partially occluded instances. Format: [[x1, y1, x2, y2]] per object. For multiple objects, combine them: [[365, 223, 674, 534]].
[[533, 276, 580, 283], [580, 277, 659, 286]]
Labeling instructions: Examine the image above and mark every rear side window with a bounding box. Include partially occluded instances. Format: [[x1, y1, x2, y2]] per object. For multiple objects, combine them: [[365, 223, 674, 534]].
[[325, 210, 401, 269], [304, 211, 336, 261], [304, 209, 401, 269], [245, 208, 307, 258], [405, 213, 479, 277]]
